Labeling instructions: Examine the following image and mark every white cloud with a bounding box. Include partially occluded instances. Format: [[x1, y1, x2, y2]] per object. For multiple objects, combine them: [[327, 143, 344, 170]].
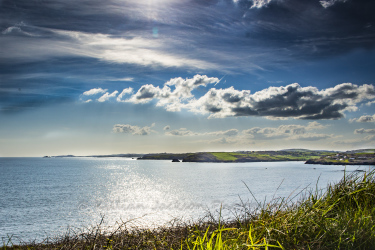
[[112, 123, 156, 135], [126, 75, 220, 110], [354, 128, 375, 134], [365, 135, 375, 141], [289, 133, 334, 141], [1, 24, 217, 70], [82, 88, 108, 96], [205, 129, 239, 137], [350, 114, 375, 123], [127, 84, 169, 104], [165, 128, 198, 136], [187, 82, 375, 119], [98, 90, 119, 102], [306, 121, 327, 130], [81, 76, 375, 120], [320, 0, 347, 8], [81, 75, 220, 106], [163, 125, 171, 131], [117, 88, 133, 102], [165, 127, 239, 137], [188, 86, 251, 118], [242, 122, 330, 141], [2, 25, 35, 36], [209, 137, 238, 145], [251, 0, 273, 9], [108, 77, 134, 82]]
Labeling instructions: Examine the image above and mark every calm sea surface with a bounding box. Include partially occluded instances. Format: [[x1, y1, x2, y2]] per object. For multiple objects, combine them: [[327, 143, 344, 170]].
[[0, 157, 373, 243]]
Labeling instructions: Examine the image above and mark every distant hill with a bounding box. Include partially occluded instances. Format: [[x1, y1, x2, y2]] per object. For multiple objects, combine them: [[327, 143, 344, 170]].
[[182, 151, 327, 163], [136, 150, 330, 163]]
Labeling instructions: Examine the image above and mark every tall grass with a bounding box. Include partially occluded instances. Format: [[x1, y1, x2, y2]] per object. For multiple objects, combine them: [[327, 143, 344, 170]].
[[2, 169, 375, 249], [185, 169, 375, 249]]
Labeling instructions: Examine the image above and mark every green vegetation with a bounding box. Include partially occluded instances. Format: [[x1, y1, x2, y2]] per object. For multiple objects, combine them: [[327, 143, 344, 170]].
[[138, 153, 193, 160], [3, 170, 375, 249], [211, 152, 238, 161], [183, 150, 326, 162]]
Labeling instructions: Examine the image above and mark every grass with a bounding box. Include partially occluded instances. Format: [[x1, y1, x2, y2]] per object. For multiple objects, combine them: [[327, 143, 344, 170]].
[[188, 152, 322, 162], [210, 153, 238, 161], [2, 169, 375, 249]]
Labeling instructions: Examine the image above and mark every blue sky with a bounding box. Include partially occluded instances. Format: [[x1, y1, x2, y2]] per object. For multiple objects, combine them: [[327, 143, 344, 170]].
[[1, 0, 375, 156]]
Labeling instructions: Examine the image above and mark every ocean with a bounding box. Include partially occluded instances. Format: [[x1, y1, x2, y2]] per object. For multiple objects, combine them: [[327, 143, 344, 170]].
[[0, 157, 372, 243]]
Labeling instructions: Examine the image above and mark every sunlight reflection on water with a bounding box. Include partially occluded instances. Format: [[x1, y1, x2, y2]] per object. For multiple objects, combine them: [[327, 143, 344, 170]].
[[0, 157, 373, 243]]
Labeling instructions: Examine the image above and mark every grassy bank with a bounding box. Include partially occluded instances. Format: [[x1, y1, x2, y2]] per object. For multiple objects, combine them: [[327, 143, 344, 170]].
[[2, 170, 375, 249], [182, 151, 326, 162]]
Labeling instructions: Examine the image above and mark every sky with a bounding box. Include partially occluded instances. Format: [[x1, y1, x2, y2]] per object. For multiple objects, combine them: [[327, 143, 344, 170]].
[[1, 0, 375, 156]]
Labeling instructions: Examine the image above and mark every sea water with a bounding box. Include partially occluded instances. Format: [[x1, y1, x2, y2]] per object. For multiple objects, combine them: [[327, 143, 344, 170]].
[[0, 157, 372, 243]]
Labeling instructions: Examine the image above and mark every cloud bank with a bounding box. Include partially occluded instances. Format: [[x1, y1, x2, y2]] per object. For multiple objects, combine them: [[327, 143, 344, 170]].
[[83, 75, 375, 120], [242, 122, 333, 141], [112, 123, 156, 135], [164, 121, 332, 146], [354, 128, 375, 141]]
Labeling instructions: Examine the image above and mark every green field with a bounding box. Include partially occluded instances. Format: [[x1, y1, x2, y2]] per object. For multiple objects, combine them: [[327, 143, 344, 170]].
[[182, 150, 326, 162]]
